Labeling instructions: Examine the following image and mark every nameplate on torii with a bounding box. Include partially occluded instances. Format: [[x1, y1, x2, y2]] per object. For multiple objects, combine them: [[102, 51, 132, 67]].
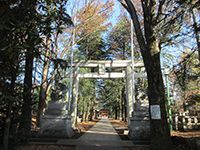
[[98, 64, 106, 75]]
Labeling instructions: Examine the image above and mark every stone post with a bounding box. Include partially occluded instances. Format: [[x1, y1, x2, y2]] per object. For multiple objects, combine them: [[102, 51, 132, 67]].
[[40, 59, 74, 137], [125, 66, 133, 119], [127, 66, 150, 141], [182, 113, 186, 130], [71, 67, 79, 128], [175, 114, 179, 130]]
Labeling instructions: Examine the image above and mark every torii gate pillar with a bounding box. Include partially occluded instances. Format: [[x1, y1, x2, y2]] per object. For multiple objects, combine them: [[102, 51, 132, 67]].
[[125, 66, 134, 118]]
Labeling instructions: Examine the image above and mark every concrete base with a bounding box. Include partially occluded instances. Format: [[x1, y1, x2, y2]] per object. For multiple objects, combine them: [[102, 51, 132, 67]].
[[128, 110, 150, 140], [40, 115, 74, 137]]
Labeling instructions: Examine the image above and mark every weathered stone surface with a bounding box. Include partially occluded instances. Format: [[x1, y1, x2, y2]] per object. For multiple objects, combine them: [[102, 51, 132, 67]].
[[128, 110, 150, 140], [40, 100, 73, 137], [40, 115, 74, 137], [44, 109, 68, 116], [44, 101, 68, 116], [47, 101, 67, 110]]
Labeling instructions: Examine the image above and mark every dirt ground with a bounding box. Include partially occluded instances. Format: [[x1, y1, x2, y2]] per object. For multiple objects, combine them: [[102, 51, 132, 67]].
[[109, 119, 128, 128], [171, 131, 200, 150], [75, 119, 99, 133], [171, 130, 200, 138], [109, 119, 200, 150]]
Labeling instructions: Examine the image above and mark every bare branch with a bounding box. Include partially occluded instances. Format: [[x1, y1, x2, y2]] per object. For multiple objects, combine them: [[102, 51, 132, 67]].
[[119, 0, 147, 52], [118, 0, 130, 12], [156, 0, 166, 22]]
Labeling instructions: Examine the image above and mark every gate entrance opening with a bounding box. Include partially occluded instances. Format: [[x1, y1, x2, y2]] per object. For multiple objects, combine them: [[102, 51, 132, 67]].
[[40, 60, 150, 140]]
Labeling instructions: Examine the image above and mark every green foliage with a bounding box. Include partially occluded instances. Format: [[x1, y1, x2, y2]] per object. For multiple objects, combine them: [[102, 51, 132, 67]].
[[37, 0, 73, 36], [0, 2, 41, 142], [172, 50, 200, 114], [98, 79, 124, 117], [77, 31, 106, 60], [107, 16, 131, 59], [74, 0, 112, 61], [77, 78, 96, 119], [0, 0, 72, 146], [173, 51, 199, 91], [106, 15, 141, 60]]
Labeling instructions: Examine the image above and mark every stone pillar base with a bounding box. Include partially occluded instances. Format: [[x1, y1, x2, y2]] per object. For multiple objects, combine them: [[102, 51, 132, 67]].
[[40, 115, 74, 137], [128, 110, 150, 140]]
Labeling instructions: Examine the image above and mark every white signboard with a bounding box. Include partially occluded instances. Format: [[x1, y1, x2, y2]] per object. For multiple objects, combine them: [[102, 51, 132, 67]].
[[150, 105, 161, 119]]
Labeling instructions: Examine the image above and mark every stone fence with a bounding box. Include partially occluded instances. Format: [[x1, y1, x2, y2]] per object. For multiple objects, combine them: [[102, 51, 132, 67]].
[[172, 113, 200, 130]]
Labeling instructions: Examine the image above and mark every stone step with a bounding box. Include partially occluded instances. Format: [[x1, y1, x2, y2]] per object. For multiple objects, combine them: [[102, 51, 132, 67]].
[[27, 144, 149, 150], [30, 139, 150, 148], [57, 139, 149, 147]]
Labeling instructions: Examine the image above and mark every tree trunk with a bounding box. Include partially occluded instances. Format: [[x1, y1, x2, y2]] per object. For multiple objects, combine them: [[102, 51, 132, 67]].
[[121, 88, 125, 121], [120, 0, 172, 149], [122, 87, 127, 121], [83, 113, 86, 122], [119, 92, 123, 120], [86, 101, 90, 121], [19, 0, 36, 138], [115, 106, 118, 119], [3, 116, 11, 150], [140, 20, 172, 149], [3, 54, 18, 150], [142, 49, 171, 150], [82, 98, 86, 122], [192, 9, 200, 62], [19, 49, 34, 137], [36, 37, 51, 126]]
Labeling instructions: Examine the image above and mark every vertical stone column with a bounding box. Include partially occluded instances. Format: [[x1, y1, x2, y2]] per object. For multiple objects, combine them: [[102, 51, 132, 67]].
[[127, 66, 150, 141], [71, 67, 79, 128], [175, 114, 179, 130], [125, 66, 134, 119]]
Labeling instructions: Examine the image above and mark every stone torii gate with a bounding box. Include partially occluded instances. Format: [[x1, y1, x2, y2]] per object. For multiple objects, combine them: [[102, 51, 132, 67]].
[[70, 60, 142, 123], [40, 60, 150, 140]]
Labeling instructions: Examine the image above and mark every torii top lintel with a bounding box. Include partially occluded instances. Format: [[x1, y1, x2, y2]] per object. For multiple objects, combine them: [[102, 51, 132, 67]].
[[69, 60, 144, 68]]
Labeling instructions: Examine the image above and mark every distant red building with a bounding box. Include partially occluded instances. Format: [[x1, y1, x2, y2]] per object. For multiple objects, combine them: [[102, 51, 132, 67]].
[[99, 109, 109, 119]]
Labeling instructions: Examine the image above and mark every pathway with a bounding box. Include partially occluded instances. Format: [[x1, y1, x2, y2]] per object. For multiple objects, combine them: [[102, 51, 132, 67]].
[[75, 118, 124, 150]]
